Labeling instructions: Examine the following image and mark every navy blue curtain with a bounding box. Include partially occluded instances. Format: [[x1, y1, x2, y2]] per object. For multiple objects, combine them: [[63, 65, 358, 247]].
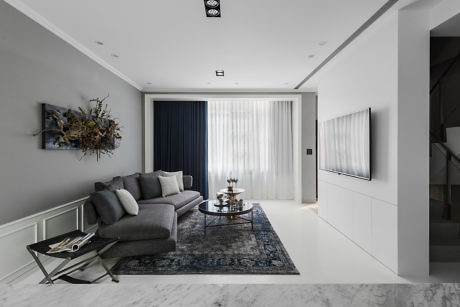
[[154, 101, 208, 199]]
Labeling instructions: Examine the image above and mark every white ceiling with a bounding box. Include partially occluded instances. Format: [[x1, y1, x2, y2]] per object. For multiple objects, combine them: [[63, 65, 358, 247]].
[[431, 13, 460, 36], [6, 0, 387, 91]]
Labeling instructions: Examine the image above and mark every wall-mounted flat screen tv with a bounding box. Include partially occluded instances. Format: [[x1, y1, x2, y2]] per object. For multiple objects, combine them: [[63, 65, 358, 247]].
[[318, 108, 371, 180]]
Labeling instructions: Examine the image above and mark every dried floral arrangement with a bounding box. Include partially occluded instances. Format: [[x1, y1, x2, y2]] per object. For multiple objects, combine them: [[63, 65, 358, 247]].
[[33, 96, 121, 160]]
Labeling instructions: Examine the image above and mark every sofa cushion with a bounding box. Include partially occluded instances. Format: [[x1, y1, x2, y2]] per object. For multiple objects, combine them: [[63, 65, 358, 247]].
[[158, 176, 180, 197], [138, 190, 201, 210], [95, 176, 124, 192], [122, 173, 142, 200], [139, 171, 162, 199], [91, 190, 125, 225], [162, 171, 184, 191], [97, 204, 175, 241]]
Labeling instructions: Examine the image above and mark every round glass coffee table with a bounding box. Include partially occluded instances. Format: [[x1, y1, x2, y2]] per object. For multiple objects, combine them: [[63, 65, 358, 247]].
[[198, 200, 254, 234]]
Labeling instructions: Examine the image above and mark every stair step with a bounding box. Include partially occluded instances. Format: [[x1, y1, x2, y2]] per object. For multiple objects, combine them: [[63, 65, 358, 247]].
[[430, 199, 445, 218], [430, 218, 460, 239], [430, 241, 460, 262]]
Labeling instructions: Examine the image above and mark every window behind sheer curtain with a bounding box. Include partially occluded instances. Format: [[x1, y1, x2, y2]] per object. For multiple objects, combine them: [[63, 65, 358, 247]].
[[208, 100, 293, 199]]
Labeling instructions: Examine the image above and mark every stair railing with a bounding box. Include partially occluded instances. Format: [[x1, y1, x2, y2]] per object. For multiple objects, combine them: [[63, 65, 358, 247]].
[[431, 132, 460, 219]]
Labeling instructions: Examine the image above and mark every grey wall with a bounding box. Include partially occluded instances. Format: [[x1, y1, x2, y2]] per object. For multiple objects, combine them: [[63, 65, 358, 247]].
[[0, 2, 142, 224], [301, 93, 317, 203]]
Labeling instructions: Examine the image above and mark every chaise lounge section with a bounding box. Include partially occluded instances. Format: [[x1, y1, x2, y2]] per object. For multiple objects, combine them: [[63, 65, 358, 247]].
[[84, 172, 203, 258]]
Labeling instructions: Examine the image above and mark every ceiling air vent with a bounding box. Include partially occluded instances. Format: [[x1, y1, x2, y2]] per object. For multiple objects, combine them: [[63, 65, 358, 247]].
[[205, 0, 221, 17]]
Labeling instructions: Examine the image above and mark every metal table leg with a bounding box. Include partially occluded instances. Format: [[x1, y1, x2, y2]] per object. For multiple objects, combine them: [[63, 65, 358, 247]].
[[204, 213, 207, 235]]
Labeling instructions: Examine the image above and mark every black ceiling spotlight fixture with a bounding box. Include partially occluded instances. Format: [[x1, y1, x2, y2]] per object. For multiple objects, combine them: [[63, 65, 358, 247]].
[[205, 0, 221, 17], [216, 70, 224, 76]]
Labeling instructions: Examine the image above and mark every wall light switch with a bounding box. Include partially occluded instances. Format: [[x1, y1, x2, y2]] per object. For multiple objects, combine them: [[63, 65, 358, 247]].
[[306, 148, 313, 155]]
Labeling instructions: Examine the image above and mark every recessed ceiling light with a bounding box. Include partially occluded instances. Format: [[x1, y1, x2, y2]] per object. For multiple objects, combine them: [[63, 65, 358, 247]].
[[234, 82, 239, 85], [206, 82, 212, 85], [284, 82, 290, 85], [318, 41, 327, 46], [146, 82, 152, 85], [216, 70, 224, 77], [95, 41, 104, 45], [308, 54, 315, 58], [111, 53, 119, 58]]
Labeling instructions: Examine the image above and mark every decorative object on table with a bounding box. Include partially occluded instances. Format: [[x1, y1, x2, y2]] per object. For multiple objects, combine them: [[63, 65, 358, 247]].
[[111, 204, 299, 275], [219, 187, 245, 219], [226, 178, 238, 192], [26, 230, 118, 284], [199, 200, 253, 234], [33, 95, 122, 160], [215, 193, 225, 207]]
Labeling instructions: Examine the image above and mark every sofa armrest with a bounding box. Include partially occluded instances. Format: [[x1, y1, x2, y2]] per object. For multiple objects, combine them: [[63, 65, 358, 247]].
[[84, 198, 99, 225], [183, 175, 193, 189]]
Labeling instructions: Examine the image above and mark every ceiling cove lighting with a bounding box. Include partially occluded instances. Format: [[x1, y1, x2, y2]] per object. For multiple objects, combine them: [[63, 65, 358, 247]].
[[205, 0, 221, 17], [216, 70, 224, 76]]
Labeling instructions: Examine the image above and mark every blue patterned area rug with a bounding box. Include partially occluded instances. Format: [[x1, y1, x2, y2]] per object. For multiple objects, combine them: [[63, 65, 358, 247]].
[[112, 204, 299, 275]]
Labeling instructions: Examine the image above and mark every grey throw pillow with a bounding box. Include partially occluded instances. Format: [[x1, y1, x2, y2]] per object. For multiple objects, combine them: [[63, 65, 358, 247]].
[[91, 190, 125, 225], [94, 176, 124, 192], [139, 171, 162, 199], [122, 173, 142, 200]]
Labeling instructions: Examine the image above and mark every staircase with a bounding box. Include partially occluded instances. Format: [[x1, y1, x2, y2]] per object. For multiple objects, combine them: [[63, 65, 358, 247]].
[[430, 198, 460, 262], [429, 37, 460, 262]]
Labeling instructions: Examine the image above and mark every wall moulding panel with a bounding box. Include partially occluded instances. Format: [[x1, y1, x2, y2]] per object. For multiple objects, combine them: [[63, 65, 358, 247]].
[[0, 197, 97, 283]]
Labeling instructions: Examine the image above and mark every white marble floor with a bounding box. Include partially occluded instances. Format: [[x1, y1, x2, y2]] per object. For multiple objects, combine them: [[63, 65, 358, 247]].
[[14, 201, 460, 284], [1, 284, 460, 307]]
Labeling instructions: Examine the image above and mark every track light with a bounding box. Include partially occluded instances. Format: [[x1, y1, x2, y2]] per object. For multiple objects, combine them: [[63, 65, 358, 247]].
[[204, 0, 221, 17]]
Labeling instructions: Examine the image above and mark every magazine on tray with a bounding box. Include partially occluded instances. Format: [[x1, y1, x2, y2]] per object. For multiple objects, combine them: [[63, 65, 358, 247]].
[[47, 233, 95, 253]]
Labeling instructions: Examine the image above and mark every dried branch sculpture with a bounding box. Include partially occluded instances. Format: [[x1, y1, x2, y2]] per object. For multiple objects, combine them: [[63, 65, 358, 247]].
[[33, 96, 122, 160]]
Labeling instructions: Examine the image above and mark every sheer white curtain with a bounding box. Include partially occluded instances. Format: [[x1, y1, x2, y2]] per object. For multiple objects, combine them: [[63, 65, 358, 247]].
[[208, 99, 293, 199]]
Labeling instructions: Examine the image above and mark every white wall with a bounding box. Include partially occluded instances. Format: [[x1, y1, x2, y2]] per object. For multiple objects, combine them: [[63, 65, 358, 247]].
[[317, 5, 431, 276], [317, 11, 399, 272], [397, 7, 430, 277]]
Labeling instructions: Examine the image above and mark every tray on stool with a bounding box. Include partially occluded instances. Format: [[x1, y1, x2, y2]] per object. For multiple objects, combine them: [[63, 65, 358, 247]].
[[27, 230, 118, 284]]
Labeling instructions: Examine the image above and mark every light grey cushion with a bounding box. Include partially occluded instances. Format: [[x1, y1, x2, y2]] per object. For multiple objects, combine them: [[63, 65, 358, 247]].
[[139, 171, 162, 199], [91, 190, 125, 225], [158, 176, 180, 197], [138, 190, 201, 210], [162, 171, 184, 191], [97, 204, 175, 241], [115, 189, 139, 215], [95, 176, 124, 192], [122, 173, 141, 201]]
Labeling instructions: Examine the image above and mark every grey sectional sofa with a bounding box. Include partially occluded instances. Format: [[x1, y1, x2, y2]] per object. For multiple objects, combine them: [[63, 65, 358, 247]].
[[84, 173, 203, 258]]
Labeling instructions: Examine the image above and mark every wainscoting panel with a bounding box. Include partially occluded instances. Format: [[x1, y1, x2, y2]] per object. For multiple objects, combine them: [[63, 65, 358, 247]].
[[43, 207, 79, 239], [318, 180, 398, 273], [0, 197, 96, 283], [0, 223, 37, 281]]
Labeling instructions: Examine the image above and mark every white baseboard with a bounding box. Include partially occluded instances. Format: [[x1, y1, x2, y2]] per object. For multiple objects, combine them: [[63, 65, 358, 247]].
[[0, 197, 97, 283]]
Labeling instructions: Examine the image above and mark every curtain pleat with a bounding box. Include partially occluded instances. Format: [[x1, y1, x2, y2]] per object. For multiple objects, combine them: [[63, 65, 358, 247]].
[[154, 101, 208, 199]]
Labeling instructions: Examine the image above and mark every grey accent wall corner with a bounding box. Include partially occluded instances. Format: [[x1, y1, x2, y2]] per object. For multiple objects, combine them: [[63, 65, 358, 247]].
[[0, 2, 142, 224]]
